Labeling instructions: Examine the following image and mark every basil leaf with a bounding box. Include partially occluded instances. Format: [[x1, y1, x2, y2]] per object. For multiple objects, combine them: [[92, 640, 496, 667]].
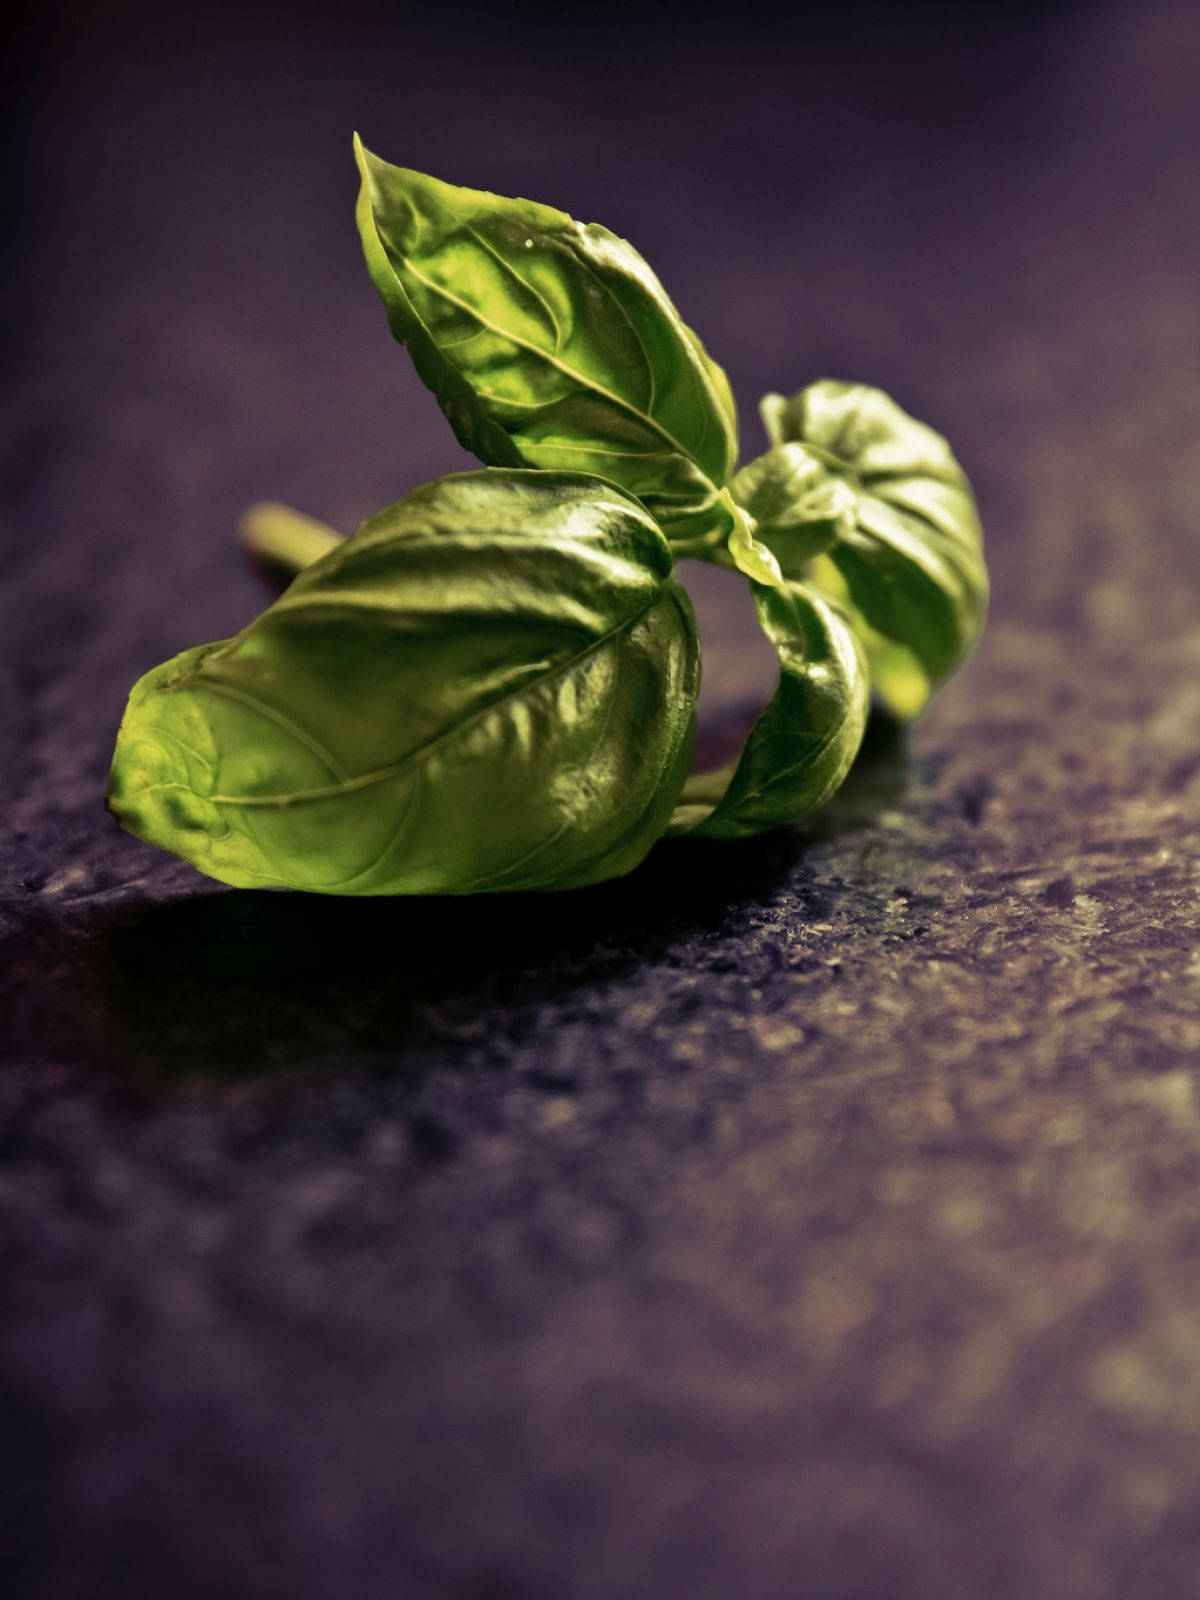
[[757, 380, 988, 715], [353, 138, 738, 548], [670, 580, 868, 839], [724, 493, 785, 588], [685, 322, 738, 441], [729, 441, 856, 573], [800, 555, 934, 722], [108, 470, 699, 895]]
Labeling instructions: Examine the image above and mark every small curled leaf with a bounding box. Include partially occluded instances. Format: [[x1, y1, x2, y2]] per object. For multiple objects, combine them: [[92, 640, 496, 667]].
[[724, 494, 784, 588], [756, 380, 988, 716], [108, 471, 699, 895], [730, 441, 856, 573], [670, 579, 869, 839]]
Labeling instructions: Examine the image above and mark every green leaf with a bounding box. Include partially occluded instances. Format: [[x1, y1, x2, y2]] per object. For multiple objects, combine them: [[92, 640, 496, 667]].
[[755, 381, 988, 716], [685, 321, 738, 440], [353, 138, 738, 548], [724, 493, 784, 587], [729, 441, 856, 573], [670, 579, 869, 839], [108, 470, 700, 895]]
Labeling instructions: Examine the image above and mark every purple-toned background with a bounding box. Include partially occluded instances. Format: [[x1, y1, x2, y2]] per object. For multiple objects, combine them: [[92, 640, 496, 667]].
[[5, 3, 1200, 1597]]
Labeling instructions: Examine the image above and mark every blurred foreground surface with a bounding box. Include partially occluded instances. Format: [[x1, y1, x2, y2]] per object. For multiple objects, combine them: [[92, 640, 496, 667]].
[[4, 3, 1200, 1596]]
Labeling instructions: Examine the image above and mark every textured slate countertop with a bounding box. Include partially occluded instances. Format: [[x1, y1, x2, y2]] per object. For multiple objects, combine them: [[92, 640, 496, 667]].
[[5, 4, 1200, 1596]]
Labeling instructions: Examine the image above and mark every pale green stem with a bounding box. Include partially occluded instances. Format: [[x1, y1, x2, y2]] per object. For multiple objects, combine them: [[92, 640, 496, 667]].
[[241, 503, 344, 573]]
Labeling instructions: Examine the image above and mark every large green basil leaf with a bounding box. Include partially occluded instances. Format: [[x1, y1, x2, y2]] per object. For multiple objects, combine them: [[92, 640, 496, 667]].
[[354, 138, 738, 548], [756, 380, 988, 715], [669, 580, 868, 839], [108, 470, 699, 895]]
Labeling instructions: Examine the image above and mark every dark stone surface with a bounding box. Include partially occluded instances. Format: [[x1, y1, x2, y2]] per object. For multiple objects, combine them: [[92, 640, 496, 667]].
[[4, 3, 1200, 1596]]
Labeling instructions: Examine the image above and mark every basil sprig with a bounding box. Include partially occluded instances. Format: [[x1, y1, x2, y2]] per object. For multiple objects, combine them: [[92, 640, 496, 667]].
[[107, 148, 988, 895]]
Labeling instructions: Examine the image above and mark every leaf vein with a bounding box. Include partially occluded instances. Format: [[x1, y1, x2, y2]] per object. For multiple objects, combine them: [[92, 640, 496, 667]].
[[207, 589, 664, 810], [402, 256, 700, 467], [186, 677, 351, 784]]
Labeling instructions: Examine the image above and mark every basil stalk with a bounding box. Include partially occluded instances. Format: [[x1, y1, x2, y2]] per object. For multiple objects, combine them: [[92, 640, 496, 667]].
[[669, 581, 868, 839]]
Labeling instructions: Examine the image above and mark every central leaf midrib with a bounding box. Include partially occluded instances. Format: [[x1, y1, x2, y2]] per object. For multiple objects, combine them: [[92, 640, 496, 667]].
[[402, 255, 711, 478], [190, 677, 351, 785], [207, 586, 666, 809]]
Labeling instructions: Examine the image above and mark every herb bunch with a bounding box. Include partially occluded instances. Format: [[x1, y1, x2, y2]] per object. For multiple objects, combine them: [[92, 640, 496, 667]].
[[107, 140, 988, 894]]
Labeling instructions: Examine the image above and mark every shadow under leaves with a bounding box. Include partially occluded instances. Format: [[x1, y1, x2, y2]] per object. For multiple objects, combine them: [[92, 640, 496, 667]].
[[60, 711, 909, 1085]]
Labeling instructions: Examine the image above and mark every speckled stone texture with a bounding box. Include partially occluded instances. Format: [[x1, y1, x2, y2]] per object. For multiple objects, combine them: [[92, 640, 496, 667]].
[[4, 4, 1200, 1597]]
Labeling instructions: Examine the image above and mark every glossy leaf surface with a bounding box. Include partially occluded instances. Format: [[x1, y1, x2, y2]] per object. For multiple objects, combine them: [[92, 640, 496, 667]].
[[758, 381, 988, 715], [724, 493, 785, 587], [354, 139, 738, 546], [730, 441, 856, 572], [670, 580, 868, 839], [108, 471, 699, 894]]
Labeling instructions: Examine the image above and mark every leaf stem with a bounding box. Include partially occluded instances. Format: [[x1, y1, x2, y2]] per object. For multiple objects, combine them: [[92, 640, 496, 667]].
[[241, 503, 344, 573]]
